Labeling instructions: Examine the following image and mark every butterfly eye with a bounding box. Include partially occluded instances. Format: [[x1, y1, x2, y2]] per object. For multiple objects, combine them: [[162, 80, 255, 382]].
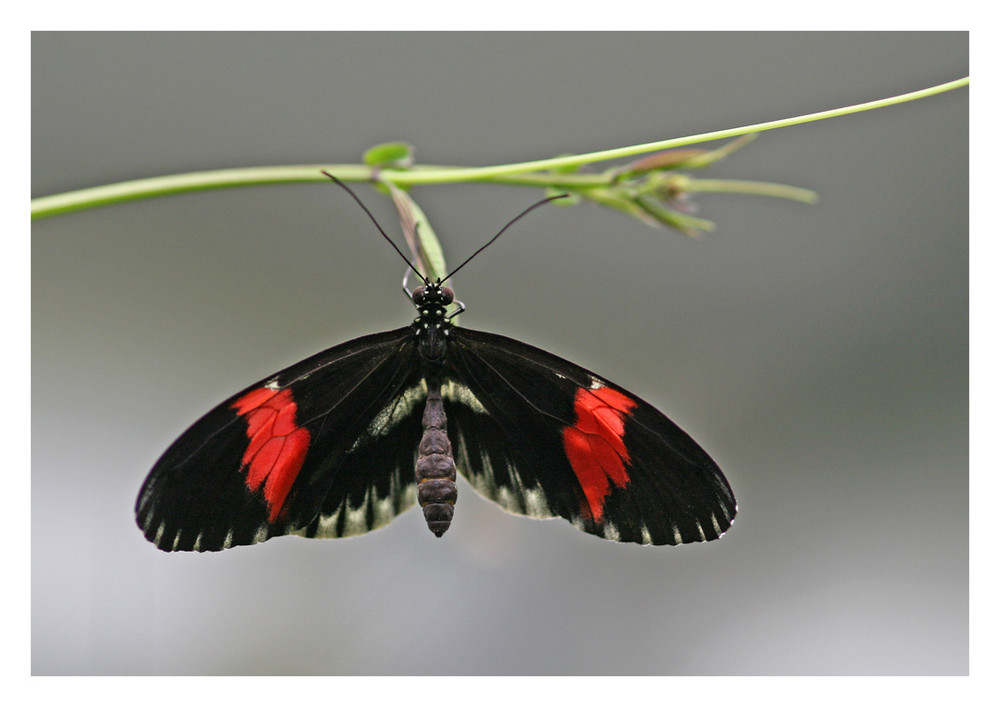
[[440, 287, 455, 305], [412, 286, 428, 304]]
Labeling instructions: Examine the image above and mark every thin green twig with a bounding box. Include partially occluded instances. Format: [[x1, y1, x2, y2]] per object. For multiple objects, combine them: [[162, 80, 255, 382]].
[[31, 76, 967, 221], [379, 76, 969, 185]]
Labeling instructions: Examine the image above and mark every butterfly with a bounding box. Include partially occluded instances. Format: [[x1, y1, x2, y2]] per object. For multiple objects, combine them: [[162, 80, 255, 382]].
[[135, 174, 737, 551]]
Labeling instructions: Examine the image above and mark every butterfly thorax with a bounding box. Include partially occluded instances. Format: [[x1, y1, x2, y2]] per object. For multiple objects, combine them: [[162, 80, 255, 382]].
[[411, 283, 455, 367]]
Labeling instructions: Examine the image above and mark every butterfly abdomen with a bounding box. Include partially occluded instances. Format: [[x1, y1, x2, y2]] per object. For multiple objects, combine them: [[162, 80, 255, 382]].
[[416, 379, 458, 537]]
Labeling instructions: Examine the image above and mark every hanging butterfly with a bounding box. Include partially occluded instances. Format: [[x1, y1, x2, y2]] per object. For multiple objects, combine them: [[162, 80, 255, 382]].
[[135, 173, 737, 551]]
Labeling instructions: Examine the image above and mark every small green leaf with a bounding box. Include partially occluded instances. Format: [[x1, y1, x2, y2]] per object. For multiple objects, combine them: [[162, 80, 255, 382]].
[[677, 134, 758, 169], [617, 149, 710, 176], [583, 188, 663, 229], [635, 197, 716, 237], [385, 182, 448, 282], [363, 142, 415, 168]]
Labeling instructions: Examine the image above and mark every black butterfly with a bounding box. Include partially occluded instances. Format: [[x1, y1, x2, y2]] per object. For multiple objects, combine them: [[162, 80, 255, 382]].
[[135, 175, 736, 551]]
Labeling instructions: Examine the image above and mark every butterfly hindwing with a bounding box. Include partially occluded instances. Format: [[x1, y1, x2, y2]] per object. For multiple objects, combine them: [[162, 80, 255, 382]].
[[135, 328, 424, 551], [295, 372, 428, 541], [443, 328, 737, 545]]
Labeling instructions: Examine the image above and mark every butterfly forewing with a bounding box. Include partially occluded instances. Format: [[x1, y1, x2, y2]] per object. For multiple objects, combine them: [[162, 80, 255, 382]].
[[442, 328, 737, 545], [136, 328, 423, 551]]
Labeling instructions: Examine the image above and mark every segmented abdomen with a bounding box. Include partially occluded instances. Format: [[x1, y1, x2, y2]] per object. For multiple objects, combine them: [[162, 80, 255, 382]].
[[416, 380, 458, 536]]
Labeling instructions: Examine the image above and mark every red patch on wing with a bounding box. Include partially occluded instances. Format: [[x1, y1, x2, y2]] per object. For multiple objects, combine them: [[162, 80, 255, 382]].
[[562, 385, 637, 521], [232, 386, 311, 522]]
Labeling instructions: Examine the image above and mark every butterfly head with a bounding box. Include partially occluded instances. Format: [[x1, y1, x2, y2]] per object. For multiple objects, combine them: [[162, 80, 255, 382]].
[[412, 282, 455, 309], [411, 282, 458, 325]]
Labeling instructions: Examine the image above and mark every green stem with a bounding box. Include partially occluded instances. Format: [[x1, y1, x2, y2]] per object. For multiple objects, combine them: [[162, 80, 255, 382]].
[[31, 165, 373, 219], [31, 77, 967, 220], [380, 76, 969, 185]]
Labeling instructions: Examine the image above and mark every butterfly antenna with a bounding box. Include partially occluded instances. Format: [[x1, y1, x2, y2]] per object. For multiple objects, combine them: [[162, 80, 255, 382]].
[[444, 193, 569, 281], [321, 171, 426, 282]]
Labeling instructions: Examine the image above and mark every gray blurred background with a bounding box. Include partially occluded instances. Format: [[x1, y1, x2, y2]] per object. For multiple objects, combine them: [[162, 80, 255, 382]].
[[31, 32, 968, 675]]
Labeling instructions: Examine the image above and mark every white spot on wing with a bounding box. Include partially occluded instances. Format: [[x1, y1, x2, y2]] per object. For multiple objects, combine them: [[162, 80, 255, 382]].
[[640, 525, 653, 545], [441, 381, 489, 415], [350, 383, 426, 450], [495, 484, 518, 513], [672, 524, 683, 545], [522, 486, 550, 518], [695, 521, 707, 542], [341, 490, 371, 536], [306, 510, 340, 538], [371, 475, 399, 528]]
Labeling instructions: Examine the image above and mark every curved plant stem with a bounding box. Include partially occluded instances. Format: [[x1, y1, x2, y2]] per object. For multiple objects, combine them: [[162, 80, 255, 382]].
[[31, 77, 967, 221], [383, 76, 968, 185], [31, 165, 372, 219]]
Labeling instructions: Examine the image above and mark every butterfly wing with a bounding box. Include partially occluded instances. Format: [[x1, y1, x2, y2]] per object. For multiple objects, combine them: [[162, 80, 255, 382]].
[[136, 328, 427, 551], [443, 328, 736, 545]]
